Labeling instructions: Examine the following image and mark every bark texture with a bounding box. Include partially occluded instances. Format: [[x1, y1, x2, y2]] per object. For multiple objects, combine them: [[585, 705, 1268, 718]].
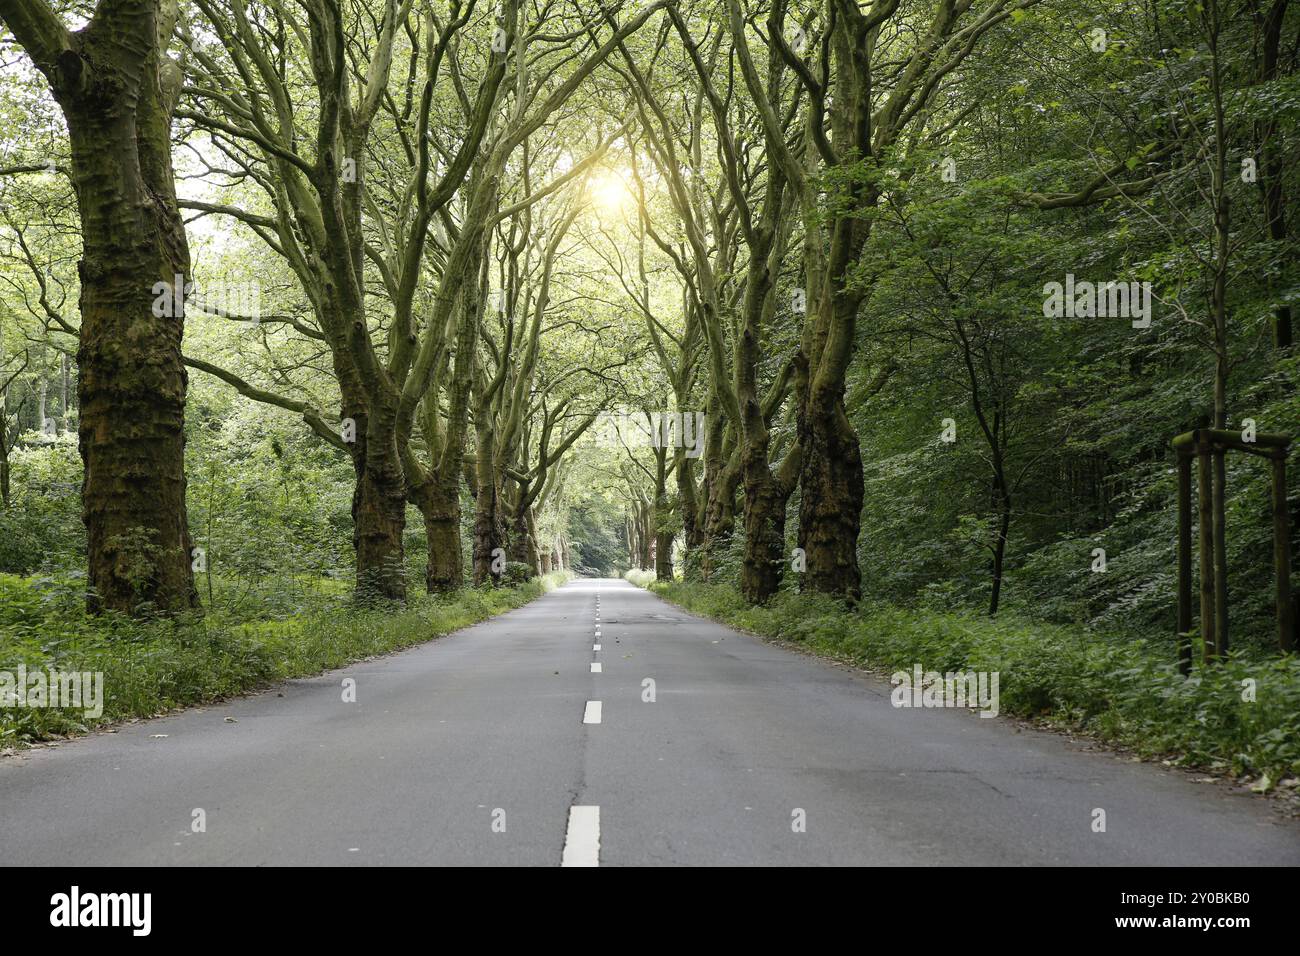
[[2, 0, 200, 613]]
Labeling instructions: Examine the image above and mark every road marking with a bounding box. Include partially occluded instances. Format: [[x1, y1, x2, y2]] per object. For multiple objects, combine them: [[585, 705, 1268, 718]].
[[593, 643, 601, 651], [561, 806, 600, 867], [583, 700, 602, 724], [591, 662, 602, 673], [595, 629, 601, 637]]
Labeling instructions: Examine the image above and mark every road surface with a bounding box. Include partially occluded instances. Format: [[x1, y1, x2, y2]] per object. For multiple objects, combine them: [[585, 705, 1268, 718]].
[[2, 578, 1296, 866]]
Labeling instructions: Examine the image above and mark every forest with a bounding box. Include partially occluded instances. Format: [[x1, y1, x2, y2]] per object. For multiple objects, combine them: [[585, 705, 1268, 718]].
[[1, 0, 1298, 789]]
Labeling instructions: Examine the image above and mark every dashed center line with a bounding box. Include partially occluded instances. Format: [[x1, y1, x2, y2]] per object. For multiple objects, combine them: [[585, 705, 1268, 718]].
[[591, 662, 602, 673], [561, 806, 600, 867], [593, 643, 601, 651], [583, 700, 602, 724]]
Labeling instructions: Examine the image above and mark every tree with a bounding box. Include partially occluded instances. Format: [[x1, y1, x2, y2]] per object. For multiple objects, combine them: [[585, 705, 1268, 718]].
[[0, 0, 197, 613], [719, 0, 1040, 600]]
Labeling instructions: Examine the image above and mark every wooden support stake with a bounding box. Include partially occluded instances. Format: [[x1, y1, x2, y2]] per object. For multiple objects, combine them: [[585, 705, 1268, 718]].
[[1272, 453, 1295, 653], [1176, 452, 1193, 674], [1212, 448, 1229, 658], [1197, 445, 1217, 661]]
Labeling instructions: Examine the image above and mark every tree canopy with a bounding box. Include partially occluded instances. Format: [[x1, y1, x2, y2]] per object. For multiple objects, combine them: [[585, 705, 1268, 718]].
[[0, 0, 1296, 661]]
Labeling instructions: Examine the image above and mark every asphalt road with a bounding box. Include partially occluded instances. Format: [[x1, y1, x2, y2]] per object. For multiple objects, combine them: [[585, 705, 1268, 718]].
[[2, 578, 1297, 866]]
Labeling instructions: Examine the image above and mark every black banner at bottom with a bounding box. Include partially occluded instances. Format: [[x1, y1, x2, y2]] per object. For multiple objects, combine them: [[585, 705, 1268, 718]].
[[0, 865, 1281, 940]]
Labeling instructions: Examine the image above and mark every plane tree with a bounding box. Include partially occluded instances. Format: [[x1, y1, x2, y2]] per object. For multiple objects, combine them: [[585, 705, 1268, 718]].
[[0, 0, 198, 613], [717, 0, 1043, 600]]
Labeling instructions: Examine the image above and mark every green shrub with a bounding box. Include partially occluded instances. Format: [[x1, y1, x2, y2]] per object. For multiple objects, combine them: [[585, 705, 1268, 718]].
[[503, 561, 534, 584]]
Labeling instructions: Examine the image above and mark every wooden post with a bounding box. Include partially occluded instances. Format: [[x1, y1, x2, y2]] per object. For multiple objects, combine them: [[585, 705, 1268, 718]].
[[1172, 428, 1292, 663], [1177, 451, 1193, 674], [1212, 447, 1230, 657], [1197, 443, 1217, 661], [1272, 452, 1295, 652]]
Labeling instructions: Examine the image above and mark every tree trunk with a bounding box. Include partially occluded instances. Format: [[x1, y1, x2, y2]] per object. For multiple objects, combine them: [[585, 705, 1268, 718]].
[[506, 497, 540, 577], [655, 527, 674, 580], [740, 466, 785, 603], [677, 453, 702, 552], [350, 419, 407, 602], [640, 502, 654, 569], [699, 457, 739, 581], [655, 467, 674, 581], [653, 465, 674, 581], [989, 494, 1011, 616], [1256, 0, 1292, 348], [55, 21, 197, 614], [797, 386, 863, 601], [420, 477, 462, 594], [0, 442, 10, 509], [691, 398, 732, 581], [473, 495, 502, 585], [1208, 0, 1232, 657], [472, 427, 504, 585]]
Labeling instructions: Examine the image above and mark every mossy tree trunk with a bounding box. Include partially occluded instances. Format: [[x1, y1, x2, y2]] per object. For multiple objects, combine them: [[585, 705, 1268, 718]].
[[1, 0, 197, 613]]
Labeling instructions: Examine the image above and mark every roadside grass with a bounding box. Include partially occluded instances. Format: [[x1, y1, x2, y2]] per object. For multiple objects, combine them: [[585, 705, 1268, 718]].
[[0, 570, 571, 746], [629, 576, 1300, 788]]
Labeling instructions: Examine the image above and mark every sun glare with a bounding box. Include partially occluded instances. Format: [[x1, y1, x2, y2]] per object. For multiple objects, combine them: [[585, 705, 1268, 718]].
[[590, 171, 634, 216]]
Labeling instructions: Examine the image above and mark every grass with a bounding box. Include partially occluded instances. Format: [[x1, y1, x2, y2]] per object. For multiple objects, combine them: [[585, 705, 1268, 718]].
[[622, 568, 657, 588], [0, 570, 571, 746], [629, 575, 1300, 789]]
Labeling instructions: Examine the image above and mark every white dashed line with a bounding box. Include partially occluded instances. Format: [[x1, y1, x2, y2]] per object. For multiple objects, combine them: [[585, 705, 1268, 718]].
[[591, 662, 602, 673], [583, 700, 602, 724], [561, 806, 600, 867], [593, 643, 601, 651]]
